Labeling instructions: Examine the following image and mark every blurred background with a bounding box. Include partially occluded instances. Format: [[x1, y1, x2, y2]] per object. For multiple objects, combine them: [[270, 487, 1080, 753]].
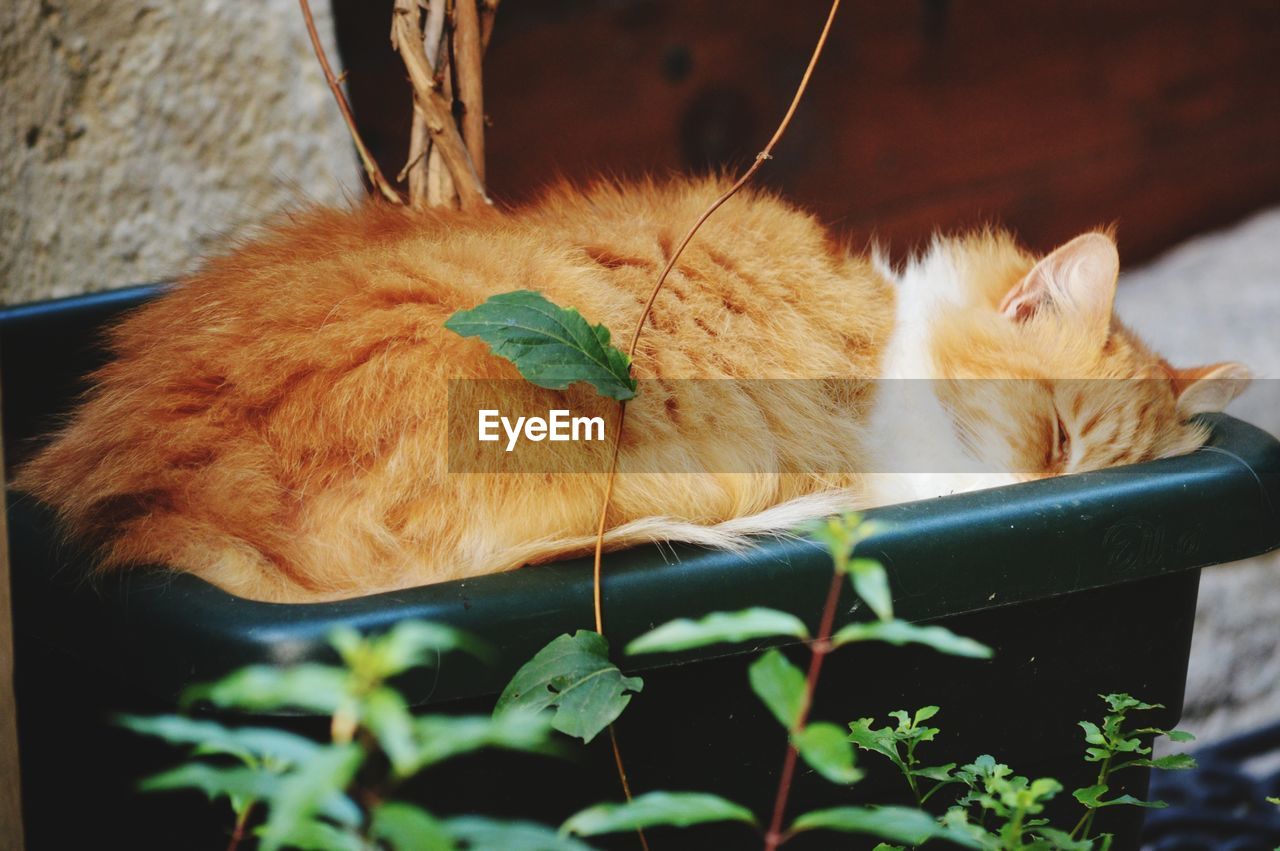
[[2, 0, 1278, 783]]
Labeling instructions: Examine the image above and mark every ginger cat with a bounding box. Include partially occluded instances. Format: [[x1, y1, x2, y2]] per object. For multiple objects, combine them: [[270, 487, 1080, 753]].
[[15, 178, 1249, 602]]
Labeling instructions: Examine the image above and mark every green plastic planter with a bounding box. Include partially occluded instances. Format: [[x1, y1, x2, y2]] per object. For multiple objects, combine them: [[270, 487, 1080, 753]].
[[5, 288, 1279, 850]]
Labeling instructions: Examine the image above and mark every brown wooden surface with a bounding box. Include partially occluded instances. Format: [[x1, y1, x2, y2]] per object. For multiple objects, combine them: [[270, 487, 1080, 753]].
[[0, 379, 25, 850], [334, 0, 1280, 264]]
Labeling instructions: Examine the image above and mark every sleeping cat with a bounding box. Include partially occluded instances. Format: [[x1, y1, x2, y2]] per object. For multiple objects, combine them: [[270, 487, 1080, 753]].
[[14, 178, 1249, 602]]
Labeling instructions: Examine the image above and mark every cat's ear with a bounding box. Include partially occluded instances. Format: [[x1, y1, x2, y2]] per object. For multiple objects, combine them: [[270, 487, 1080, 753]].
[[1000, 233, 1119, 332], [1169, 362, 1251, 418]]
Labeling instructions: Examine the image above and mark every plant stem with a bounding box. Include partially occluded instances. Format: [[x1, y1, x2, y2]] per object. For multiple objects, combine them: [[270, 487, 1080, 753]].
[[298, 0, 402, 204], [763, 568, 845, 850], [1070, 754, 1112, 840], [226, 801, 255, 851], [391, 0, 489, 209], [453, 0, 487, 185]]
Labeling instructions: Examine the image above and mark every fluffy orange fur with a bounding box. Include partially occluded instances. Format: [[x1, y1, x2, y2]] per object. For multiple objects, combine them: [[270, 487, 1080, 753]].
[[14, 178, 1249, 601]]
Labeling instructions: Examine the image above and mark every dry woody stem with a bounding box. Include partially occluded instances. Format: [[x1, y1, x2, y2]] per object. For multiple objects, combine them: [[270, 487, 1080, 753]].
[[299, 0, 402, 204], [391, 0, 490, 210]]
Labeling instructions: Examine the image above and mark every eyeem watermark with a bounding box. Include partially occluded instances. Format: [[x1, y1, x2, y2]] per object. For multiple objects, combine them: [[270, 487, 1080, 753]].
[[478, 409, 606, 452]]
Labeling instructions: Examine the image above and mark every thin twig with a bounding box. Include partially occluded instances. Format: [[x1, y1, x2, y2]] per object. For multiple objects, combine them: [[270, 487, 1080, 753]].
[[399, 0, 430, 206], [453, 0, 487, 185], [589, 0, 841, 644], [479, 0, 500, 52], [299, 0, 402, 204], [392, 0, 489, 209], [763, 570, 843, 850], [427, 44, 459, 208]]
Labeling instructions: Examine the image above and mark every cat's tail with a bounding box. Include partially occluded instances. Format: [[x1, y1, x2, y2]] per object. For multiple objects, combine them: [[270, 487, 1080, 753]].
[[487, 488, 865, 573]]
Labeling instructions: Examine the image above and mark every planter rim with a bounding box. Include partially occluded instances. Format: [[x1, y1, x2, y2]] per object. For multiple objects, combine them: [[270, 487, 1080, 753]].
[[5, 287, 1280, 708]]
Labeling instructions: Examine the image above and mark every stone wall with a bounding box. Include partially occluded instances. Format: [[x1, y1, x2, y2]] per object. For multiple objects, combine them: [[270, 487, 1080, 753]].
[[1, 0, 359, 304]]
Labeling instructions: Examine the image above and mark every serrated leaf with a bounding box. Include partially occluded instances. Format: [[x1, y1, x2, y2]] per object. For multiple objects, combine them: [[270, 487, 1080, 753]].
[[1079, 720, 1106, 746], [831, 619, 993, 659], [445, 290, 637, 401], [183, 664, 351, 714], [1073, 784, 1166, 810], [847, 718, 906, 772], [748, 649, 807, 731], [789, 805, 983, 848], [1101, 694, 1161, 713], [848, 558, 894, 621], [495, 631, 642, 744], [561, 791, 756, 836], [370, 802, 454, 851], [448, 817, 597, 851], [625, 607, 809, 655], [793, 722, 864, 785], [117, 714, 321, 768]]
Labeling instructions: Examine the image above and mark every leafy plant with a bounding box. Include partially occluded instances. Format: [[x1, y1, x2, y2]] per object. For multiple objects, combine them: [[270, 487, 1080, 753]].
[[122, 510, 1200, 851]]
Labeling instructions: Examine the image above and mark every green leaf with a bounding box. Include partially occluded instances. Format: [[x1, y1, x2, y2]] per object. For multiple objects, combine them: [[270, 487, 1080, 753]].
[[495, 631, 643, 744], [1101, 694, 1161, 713], [793, 722, 864, 785], [789, 805, 983, 848], [848, 558, 894, 621], [262, 819, 366, 851], [912, 763, 957, 783], [1031, 827, 1094, 850], [1267, 796, 1280, 806], [914, 705, 940, 724], [445, 290, 637, 401], [361, 687, 419, 774], [370, 802, 454, 851], [831, 619, 993, 659], [561, 791, 756, 836], [748, 649, 807, 731], [447, 816, 597, 851], [258, 744, 366, 851], [412, 711, 557, 769], [847, 718, 906, 772], [1073, 784, 1167, 810], [1079, 720, 1106, 746], [117, 714, 321, 768], [333, 621, 492, 681], [1132, 753, 1196, 771], [625, 607, 810, 655], [183, 664, 351, 715], [139, 762, 275, 805]]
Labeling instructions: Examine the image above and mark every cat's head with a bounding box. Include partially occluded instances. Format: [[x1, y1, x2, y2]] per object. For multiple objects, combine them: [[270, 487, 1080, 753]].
[[880, 230, 1250, 481]]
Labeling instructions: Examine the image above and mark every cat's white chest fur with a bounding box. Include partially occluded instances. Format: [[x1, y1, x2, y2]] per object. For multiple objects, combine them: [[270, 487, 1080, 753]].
[[863, 245, 1020, 506]]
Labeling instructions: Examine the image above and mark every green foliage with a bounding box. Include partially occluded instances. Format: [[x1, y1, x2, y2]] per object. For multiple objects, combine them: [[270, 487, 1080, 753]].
[[792, 722, 863, 785], [495, 630, 643, 744], [748, 648, 807, 731], [444, 290, 637, 401], [832, 619, 994, 659], [624, 607, 809, 655], [124, 623, 603, 851], [789, 805, 982, 847], [561, 791, 757, 837], [119, 509, 1200, 851]]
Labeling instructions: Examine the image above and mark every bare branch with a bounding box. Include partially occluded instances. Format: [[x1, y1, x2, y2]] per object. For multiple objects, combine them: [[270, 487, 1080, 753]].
[[453, 0, 486, 185], [298, 0, 402, 204], [392, 0, 489, 209]]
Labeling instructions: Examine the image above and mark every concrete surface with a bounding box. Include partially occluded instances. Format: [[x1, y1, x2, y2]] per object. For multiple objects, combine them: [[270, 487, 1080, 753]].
[[1117, 208, 1280, 745], [0, 0, 359, 303]]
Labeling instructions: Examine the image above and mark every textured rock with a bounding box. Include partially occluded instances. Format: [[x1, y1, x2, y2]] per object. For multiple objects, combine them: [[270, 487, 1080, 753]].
[[1116, 208, 1280, 745], [1, 0, 360, 303]]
